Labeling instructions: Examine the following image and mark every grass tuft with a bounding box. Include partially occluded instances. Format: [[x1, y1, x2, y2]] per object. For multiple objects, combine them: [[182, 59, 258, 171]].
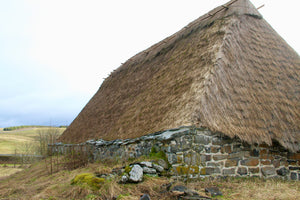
[[71, 173, 105, 190]]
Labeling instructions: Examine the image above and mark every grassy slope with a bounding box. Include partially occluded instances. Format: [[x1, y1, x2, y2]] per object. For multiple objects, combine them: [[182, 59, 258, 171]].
[[0, 159, 299, 200], [0, 166, 23, 178], [0, 127, 66, 154]]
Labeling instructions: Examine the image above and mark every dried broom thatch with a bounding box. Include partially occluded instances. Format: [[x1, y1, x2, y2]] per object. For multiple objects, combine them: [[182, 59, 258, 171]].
[[59, 0, 300, 152]]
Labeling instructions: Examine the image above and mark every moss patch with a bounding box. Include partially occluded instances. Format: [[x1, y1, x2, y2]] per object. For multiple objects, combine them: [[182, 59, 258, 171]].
[[71, 173, 105, 190], [200, 168, 206, 175], [124, 165, 132, 174], [175, 166, 199, 175], [149, 147, 172, 169]]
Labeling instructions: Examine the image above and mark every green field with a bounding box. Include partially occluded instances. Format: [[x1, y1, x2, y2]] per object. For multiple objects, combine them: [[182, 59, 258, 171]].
[[0, 127, 66, 154]]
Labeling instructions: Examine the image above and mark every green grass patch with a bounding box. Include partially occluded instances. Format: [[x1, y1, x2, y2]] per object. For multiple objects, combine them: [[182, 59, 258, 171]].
[[71, 173, 105, 190], [116, 193, 130, 199]]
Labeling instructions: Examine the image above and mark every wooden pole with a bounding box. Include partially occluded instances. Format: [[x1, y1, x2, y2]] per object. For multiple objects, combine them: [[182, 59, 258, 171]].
[[257, 4, 265, 10]]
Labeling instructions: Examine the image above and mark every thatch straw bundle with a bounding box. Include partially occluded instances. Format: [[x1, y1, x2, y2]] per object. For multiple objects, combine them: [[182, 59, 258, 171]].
[[59, 0, 300, 152]]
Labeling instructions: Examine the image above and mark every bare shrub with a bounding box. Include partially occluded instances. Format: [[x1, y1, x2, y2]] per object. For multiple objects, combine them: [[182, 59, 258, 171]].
[[46, 144, 93, 175], [37, 127, 60, 157], [14, 142, 40, 166]]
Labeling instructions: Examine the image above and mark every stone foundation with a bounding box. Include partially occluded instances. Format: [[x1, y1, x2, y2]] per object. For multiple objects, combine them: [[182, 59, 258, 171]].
[[51, 127, 300, 180]]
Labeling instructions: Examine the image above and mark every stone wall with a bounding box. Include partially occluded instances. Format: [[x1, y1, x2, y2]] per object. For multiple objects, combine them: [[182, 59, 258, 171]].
[[51, 127, 300, 180]]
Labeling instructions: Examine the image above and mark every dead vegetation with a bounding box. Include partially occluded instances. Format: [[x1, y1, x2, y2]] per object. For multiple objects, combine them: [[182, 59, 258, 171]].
[[0, 157, 299, 200]]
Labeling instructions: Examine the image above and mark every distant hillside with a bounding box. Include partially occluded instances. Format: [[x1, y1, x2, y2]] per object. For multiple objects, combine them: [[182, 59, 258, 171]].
[[0, 127, 66, 154], [3, 125, 67, 131]]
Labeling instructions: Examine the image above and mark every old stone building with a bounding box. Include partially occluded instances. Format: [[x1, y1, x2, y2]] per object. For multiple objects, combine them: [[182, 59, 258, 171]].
[[58, 0, 300, 179]]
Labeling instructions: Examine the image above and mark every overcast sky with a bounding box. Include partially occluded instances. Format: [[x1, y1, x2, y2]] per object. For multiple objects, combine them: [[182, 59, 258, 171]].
[[0, 0, 299, 127]]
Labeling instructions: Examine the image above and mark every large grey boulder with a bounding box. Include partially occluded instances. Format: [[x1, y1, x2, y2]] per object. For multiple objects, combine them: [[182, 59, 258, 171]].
[[129, 165, 143, 182]]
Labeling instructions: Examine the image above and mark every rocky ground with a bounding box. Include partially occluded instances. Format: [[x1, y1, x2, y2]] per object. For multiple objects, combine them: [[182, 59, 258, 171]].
[[0, 156, 299, 200]]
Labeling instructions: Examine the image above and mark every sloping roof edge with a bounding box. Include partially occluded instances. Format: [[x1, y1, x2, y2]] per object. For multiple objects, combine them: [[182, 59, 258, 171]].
[[112, 0, 260, 75]]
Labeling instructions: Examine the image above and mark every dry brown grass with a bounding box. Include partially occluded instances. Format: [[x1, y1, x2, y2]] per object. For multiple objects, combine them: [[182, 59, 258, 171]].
[[0, 158, 299, 200], [186, 177, 300, 200], [0, 166, 23, 179]]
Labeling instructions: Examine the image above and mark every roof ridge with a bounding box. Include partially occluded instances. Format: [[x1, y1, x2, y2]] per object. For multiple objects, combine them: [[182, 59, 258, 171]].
[[113, 0, 261, 75], [222, 0, 262, 19]]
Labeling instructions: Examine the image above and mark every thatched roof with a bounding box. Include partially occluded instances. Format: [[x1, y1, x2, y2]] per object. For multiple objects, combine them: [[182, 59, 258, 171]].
[[59, 0, 300, 152]]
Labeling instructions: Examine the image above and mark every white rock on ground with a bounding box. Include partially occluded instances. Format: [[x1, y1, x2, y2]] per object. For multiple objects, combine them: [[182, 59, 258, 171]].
[[121, 175, 129, 183], [129, 165, 143, 182]]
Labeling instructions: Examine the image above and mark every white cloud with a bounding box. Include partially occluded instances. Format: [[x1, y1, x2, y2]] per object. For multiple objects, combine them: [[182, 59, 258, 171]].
[[26, 0, 234, 95], [27, 0, 300, 96]]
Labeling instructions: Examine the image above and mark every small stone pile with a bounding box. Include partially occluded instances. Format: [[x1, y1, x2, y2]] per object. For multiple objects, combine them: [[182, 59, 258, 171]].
[[115, 160, 223, 200], [119, 159, 169, 183], [90, 158, 224, 200]]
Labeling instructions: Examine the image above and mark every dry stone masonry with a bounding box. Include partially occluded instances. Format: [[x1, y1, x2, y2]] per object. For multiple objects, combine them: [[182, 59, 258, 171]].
[[51, 127, 300, 180]]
